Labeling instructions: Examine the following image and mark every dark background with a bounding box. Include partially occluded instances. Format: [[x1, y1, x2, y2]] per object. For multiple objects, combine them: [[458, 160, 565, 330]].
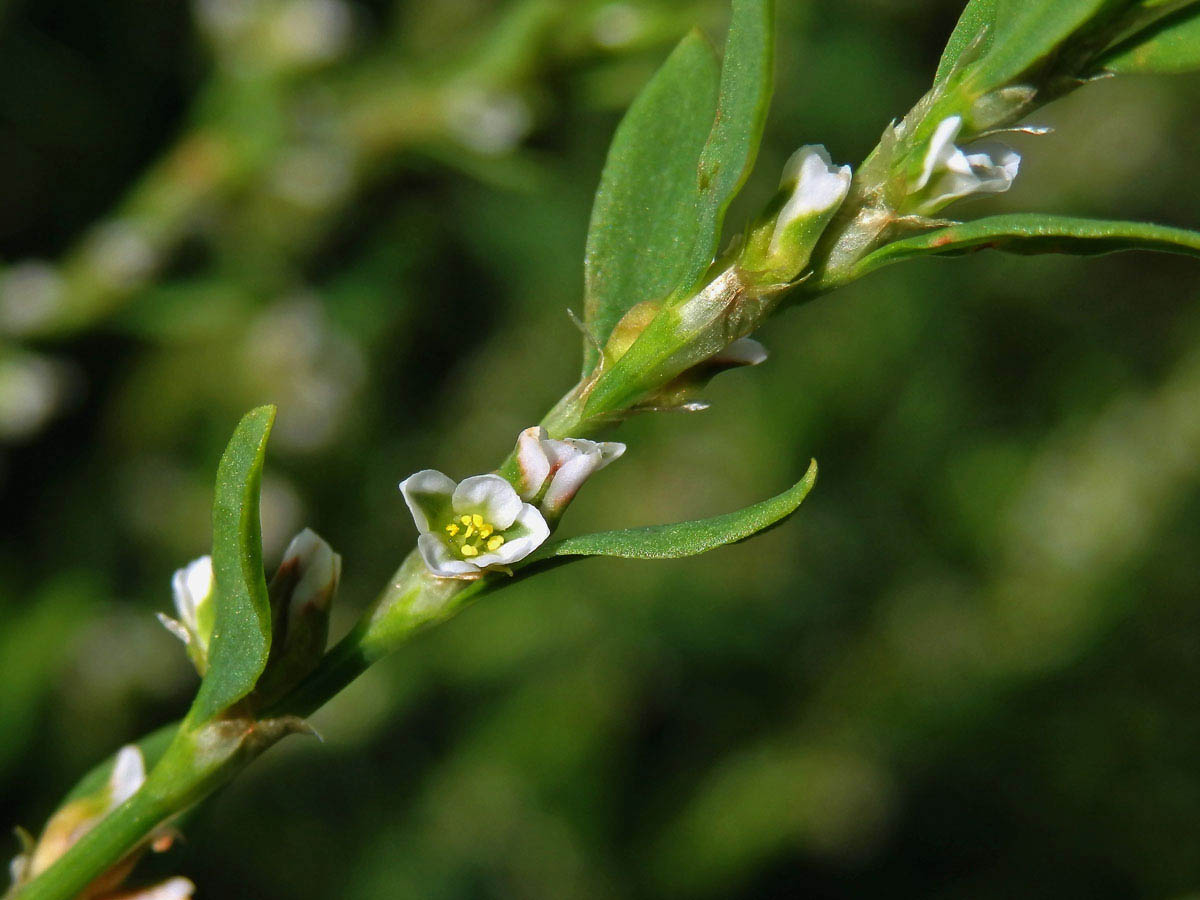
[[3, 1, 1200, 897]]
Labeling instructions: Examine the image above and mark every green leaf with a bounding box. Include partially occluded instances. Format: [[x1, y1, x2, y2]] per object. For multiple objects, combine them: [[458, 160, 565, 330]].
[[934, 0, 998, 85], [186, 405, 277, 725], [581, 0, 776, 375], [684, 0, 776, 288], [527, 459, 816, 566], [582, 32, 720, 373], [1099, 5, 1200, 73], [968, 0, 1112, 88], [853, 214, 1200, 277]]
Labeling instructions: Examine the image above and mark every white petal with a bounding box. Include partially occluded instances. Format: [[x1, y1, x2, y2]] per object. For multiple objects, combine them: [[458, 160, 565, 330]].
[[970, 147, 1020, 192], [182, 557, 213, 609], [280, 527, 321, 565], [399, 469, 457, 533], [417, 534, 482, 578], [925, 146, 1019, 209], [156, 613, 193, 647], [10, 852, 29, 886], [540, 437, 617, 469], [118, 877, 196, 900], [543, 450, 604, 511], [169, 569, 195, 630], [170, 556, 211, 630], [775, 145, 852, 227], [916, 115, 964, 191], [925, 170, 980, 208], [912, 115, 1019, 214], [540, 438, 578, 470], [710, 337, 768, 368], [515, 426, 551, 499], [280, 528, 341, 613], [475, 503, 550, 566], [597, 441, 625, 465], [452, 474, 523, 529], [108, 745, 146, 808]]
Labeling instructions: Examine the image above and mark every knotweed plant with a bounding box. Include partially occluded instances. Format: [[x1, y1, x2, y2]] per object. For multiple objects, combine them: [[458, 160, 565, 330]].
[[9, 1, 1200, 897]]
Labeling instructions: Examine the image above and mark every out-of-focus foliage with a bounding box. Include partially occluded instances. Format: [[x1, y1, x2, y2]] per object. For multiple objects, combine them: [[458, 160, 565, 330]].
[[3, 1, 1200, 898]]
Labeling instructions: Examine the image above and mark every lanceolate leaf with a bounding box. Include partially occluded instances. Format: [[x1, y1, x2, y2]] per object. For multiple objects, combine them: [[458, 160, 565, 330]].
[[187, 405, 277, 725], [582, 32, 720, 374], [1099, 5, 1200, 74], [934, 0, 998, 85], [581, 0, 777, 375], [683, 0, 776, 290], [526, 459, 816, 566], [967, 0, 1112, 89], [854, 214, 1200, 277]]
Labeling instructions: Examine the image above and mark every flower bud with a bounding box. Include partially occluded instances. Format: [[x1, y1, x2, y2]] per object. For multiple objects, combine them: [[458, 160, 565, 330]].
[[252, 528, 340, 703], [514, 427, 625, 518], [739, 145, 852, 282], [906, 115, 1019, 215], [157, 556, 215, 675]]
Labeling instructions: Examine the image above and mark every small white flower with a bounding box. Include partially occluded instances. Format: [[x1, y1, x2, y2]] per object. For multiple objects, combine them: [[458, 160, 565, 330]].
[[911, 115, 1020, 214], [157, 555, 215, 674], [770, 145, 853, 256], [514, 427, 625, 516], [400, 471, 550, 578]]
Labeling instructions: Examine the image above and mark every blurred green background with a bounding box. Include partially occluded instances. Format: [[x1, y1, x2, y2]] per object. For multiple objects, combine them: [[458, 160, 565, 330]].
[[4, 1, 1200, 897]]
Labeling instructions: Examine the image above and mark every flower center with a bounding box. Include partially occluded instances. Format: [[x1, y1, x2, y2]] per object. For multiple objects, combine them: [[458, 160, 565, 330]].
[[444, 513, 506, 558]]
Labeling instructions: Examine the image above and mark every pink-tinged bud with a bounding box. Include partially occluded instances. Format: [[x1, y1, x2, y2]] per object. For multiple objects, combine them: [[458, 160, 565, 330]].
[[252, 528, 341, 703], [514, 426, 625, 517]]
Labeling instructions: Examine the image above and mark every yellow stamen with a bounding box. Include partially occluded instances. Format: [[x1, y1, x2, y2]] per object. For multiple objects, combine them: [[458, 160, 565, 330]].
[[446, 511, 506, 560]]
